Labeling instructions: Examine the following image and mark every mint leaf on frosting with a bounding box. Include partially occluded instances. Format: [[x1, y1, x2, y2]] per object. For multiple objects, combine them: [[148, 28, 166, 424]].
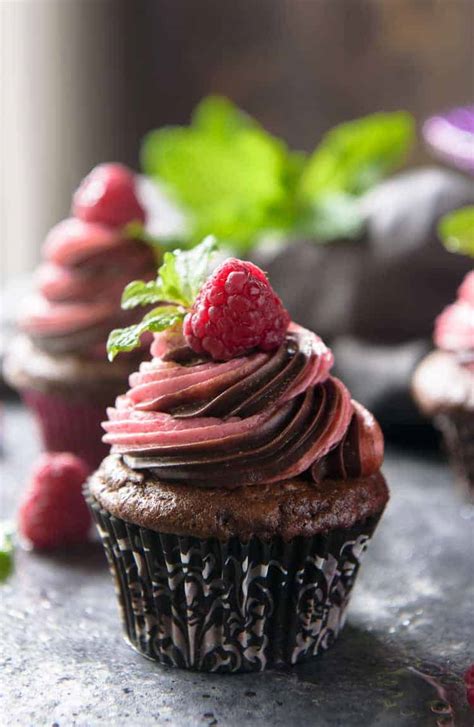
[[108, 306, 185, 361], [171, 235, 219, 304], [121, 279, 165, 309], [108, 237, 218, 360], [438, 206, 474, 257]]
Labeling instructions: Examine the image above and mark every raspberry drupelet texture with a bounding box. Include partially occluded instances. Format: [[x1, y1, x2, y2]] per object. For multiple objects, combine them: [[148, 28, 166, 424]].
[[183, 259, 290, 361], [19, 453, 91, 550], [72, 163, 146, 229]]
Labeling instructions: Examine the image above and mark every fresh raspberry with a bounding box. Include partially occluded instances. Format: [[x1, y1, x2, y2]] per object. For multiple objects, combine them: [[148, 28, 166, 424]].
[[72, 163, 145, 228], [183, 259, 290, 361], [19, 453, 91, 550]]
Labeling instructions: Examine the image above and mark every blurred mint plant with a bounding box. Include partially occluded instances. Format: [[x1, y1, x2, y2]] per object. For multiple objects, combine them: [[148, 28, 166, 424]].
[[141, 96, 414, 251], [438, 206, 474, 257]]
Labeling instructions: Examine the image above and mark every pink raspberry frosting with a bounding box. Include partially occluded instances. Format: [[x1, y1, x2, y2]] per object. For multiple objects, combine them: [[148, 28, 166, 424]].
[[20, 218, 155, 356], [102, 324, 384, 488], [434, 271, 474, 360]]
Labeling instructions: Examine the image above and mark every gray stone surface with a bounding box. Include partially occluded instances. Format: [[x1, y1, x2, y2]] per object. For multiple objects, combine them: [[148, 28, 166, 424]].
[[1, 402, 473, 727]]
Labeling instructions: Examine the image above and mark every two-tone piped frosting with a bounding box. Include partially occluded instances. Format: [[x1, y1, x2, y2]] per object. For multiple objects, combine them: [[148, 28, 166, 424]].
[[19, 164, 156, 357], [20, 219, 155, 356], [102, 325, 384, 488], [101, 245, 384, 489]]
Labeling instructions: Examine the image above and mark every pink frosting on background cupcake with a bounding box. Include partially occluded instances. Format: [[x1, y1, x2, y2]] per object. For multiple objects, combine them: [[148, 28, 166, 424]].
[[434, 270, 474, 361]]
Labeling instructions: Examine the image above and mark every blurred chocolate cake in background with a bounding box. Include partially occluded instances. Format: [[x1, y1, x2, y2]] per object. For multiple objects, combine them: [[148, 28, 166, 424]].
[[255, 166, 473, 443]]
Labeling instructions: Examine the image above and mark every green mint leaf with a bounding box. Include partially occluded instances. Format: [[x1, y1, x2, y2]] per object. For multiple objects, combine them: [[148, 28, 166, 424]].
[[122, 236, 218, 311], [0, 521, 14, 583], [192, 95, 254, 137], [140, 96, 292, 250], [438, 206, 474, 257], [155, 251, 190, 306], [302, 193, 364, 242], [148, 235, 219, 307], [298, 111, 414, 203], [107, 306, 185, 361], [121, 279, 165, 309], [170, 235, 219, 303]]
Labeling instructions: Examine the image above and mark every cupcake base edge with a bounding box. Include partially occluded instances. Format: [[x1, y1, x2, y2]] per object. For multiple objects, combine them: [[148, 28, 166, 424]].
[[86, 488, 385, 673]]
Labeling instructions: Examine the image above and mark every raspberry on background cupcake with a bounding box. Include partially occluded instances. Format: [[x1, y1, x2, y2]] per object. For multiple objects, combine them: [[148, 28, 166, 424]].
[[86, 239, 389, 673], [4, 164, 158, 469]]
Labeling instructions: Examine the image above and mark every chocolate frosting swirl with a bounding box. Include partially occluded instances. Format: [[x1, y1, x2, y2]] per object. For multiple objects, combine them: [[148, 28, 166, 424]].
[[103, 325, 384, 488]]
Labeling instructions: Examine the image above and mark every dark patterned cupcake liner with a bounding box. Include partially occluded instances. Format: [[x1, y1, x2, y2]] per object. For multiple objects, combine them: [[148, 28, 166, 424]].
[[87, 489, 383, 673], [23, 389, 109, 470], [435, 410, 474, 501]]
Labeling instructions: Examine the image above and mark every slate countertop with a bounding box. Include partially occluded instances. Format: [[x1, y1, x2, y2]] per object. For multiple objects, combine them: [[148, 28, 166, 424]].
[[1, 401, 473, 727]]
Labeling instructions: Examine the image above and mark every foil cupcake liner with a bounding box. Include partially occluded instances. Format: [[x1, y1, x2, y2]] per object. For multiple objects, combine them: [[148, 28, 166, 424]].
[[87, 490, 383, 673], [436, 410, 474, 501], [23, 389, 109, 470]]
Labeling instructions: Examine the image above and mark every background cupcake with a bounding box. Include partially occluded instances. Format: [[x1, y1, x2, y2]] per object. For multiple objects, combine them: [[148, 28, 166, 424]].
[[413, 269, 474, 499], [87, 240, 389, 673], [4, 163, 158, 469], [413, 207, 474, 499]]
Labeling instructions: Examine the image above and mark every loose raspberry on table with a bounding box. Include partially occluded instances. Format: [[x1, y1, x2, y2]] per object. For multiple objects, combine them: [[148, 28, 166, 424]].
[[183, 258, 290, 361], [19, 453, 91, 550], [72, 163, 145, 229], [465, 665, 474, 709]]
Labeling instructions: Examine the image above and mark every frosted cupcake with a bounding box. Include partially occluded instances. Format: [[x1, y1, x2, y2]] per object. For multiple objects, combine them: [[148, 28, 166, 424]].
[[413, 270, 474, 498], [4, 164, 157, 469], [87, 239, 389, 672]]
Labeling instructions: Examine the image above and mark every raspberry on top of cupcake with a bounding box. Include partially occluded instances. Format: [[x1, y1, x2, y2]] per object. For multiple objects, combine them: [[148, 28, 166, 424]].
[[18, 163, 156, 358], [102, 238, 384, 494]]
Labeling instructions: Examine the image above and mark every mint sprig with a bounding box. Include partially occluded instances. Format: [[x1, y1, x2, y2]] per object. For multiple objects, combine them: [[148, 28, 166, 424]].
[[297, 111, 414, 202], [107, 306, 186, 361], [141, 96, 291, 251], [141, 97, 414, 248], [107, 236, 218, 360], [438, 206, 474, 257]]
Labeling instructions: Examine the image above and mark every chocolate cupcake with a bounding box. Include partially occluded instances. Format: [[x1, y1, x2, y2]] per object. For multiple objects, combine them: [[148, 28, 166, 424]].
[[413, 270, 474, 498], [87, 241, 389, 672], [4, 164, 157, 469]]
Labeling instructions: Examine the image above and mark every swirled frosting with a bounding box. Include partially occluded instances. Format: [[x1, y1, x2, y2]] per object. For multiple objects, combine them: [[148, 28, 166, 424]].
[[20, 218, 155, 356], [102, 324, 384, 488], [434, 270, 474, 367]]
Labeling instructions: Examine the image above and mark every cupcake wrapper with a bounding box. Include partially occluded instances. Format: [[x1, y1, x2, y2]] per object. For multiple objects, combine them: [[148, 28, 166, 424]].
[[87, 491, 383, 673], [22, 389, 109, 470], [436, 410, 474, 499]]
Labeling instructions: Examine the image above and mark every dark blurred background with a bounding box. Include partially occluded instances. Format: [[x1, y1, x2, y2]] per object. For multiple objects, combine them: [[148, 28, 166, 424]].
[[1, 0, 473, 282]]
